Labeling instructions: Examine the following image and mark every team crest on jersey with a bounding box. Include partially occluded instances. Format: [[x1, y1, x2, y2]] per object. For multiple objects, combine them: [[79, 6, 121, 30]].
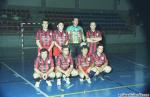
[[48, 60, 50, 64], [50, 32, 52, 36], [101, 56, 104, 60], [41, 36, 50, 43], [87, 57, 90, 61], [67, 59, 70, 63]]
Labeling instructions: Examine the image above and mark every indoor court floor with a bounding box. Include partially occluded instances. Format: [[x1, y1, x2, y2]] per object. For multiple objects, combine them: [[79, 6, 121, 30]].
[[0, 44, 149, 97]]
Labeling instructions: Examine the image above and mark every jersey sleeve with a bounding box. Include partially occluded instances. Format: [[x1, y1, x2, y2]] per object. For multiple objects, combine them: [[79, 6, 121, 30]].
[[86, 31, 90, 38], [50, 58, 54, 67], [80, 27, 85, 41], [34, 57, 39, 69]]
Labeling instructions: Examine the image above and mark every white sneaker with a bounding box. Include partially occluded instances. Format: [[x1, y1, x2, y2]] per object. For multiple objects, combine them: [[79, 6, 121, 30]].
[[46, 80, 52, 87], [63, 75, 67, 81], [35, 82, 40, 88], [86, 78, 91, 84], [79, 78, 84, 82], [57, 79, 61, 86], [66, 78, 70, 85]]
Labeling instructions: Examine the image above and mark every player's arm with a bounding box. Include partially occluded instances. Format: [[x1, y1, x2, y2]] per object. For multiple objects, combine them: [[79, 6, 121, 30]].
[[36, 40, 42, 49], [48, 41, 55, 51], [47, 59, 54, 75], [81, 28, 86, 42], [54, 41, 62, 50]]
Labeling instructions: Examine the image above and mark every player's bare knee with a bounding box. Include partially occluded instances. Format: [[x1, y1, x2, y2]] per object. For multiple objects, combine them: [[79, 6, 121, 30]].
[[56, 72, 62, 78], [49, 72, 55, 78], [104, 66, 112, 73], [71, 69, 78, 76], [33, 73, 40, 79]]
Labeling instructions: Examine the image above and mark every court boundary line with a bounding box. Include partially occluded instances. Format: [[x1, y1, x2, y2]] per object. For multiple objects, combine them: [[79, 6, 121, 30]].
[[1, 62, 49, 97], [50, 83, 144, 97]]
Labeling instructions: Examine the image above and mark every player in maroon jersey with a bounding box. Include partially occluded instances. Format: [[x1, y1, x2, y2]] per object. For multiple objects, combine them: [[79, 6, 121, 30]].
[[86, 22, 102, 55], [53, 22, 69, 61], [33, 48, 55, 87], [55, 45, 78, 86], [77, 44, 94, 84], [36, 20, 54, 58], [90, 43, 112, 79]]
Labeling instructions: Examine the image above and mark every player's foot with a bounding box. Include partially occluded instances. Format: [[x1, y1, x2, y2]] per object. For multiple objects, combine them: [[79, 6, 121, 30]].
[[46, 80, 52, 87], [35, 81, 40, 88], [63, 75, 67, 81], [66, 78, 70, 85], [86, 78, 91, 84], [79, 78, 84, 82], [57, 79, 61, 86]]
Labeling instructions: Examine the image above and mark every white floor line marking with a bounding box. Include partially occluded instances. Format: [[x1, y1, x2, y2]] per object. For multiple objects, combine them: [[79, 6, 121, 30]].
[[1, 62, 49, 97], [112, 55, 146, 68]]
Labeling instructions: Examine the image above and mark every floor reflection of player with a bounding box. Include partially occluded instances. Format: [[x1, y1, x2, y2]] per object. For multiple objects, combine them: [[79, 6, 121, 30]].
[[56, 45, 78, 86], [33, 48, 55, 87], [36, 20, 54, 58]]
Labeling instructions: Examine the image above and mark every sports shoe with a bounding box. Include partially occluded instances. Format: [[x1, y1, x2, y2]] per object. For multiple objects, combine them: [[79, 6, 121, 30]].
[[35, 82, 40, 88], [86, 78, 91, 84], [79, 78, 84, 82], [66, 78, 70, 85], [46, 80, 52, 87], [57, 79, 61, 86]]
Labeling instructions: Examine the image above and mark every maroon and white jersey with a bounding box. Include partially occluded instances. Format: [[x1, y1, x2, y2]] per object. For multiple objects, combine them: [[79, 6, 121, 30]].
[[86, 30, 102, 55], [54, 30, 69, 46], [36, 29, 53, 49], [77, 54, 93, 68], [34, 56, 54, 72], [57, 54, 73, 70], [93, 53, 107, 67]]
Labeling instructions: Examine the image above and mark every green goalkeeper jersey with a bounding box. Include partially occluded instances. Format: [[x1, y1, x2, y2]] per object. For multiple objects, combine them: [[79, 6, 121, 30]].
[[66, 25, 85, 43]]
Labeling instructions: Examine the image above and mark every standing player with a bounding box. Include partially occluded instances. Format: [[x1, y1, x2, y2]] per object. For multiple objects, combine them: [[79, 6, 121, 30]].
[[56, 45, 78, 86], [36, 20, 54, 58], [66, 18, 85, 59], [53, 22, 69, 61], [33, 48, 55, 87], [77, 44, 94, 84], [90, 43, 112, 78], [86, 22, 102, 55]]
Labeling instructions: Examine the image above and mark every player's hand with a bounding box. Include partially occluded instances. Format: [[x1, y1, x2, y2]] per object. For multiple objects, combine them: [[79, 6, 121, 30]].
[[42, 73, 47, 80], [95, 71, 100, 76]]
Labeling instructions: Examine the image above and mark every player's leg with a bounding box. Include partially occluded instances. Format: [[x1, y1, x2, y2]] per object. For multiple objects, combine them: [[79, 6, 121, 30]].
[[33, 72, 41, 87], [103, 65, 112, 73], [46, 72, 55, 86], [71, 69, 78, 77]]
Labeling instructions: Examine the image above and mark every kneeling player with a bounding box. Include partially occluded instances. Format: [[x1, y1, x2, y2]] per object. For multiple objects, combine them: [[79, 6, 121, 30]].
[[77, 45, 94, 84], [33, 48, 55, 87], [56, 45, 78, 86], [91, 43, 112, 79]]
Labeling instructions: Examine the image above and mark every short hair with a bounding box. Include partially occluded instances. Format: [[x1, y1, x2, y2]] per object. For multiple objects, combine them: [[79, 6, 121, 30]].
[[97, 43, 103, 47], [80, 45, 89, 51], [62, 45, 69, 50], [42, 19, 48, 23], [40, 48, 49, 55]]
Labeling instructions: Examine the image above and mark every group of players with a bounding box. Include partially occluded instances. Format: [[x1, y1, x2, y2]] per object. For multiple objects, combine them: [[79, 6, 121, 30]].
[[33, 18, 112, 87]]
